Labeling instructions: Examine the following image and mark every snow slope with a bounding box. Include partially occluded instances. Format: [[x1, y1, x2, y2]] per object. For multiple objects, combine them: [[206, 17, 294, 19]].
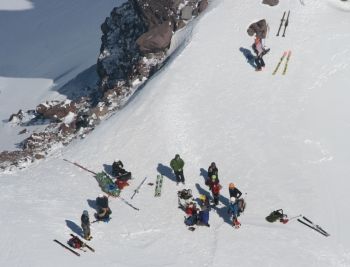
[[1, 0, 350, 266]]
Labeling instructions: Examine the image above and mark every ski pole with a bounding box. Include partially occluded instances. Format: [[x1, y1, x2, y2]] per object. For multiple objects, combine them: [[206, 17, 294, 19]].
[[288, 214, 302, 221]]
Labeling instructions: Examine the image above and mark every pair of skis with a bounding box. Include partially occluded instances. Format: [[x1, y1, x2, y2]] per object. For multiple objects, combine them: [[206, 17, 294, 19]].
[[297, 216, 330, 237], [63, 159, 139, 211], [53, 234, 95, 257], [154, 174, 164, 197], [272, 50, 292, 75], [276, 11, 290, 37]]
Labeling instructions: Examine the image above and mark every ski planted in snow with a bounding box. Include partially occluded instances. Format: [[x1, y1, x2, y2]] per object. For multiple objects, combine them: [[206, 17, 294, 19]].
[[282, 50, 292, 75], [276, 11, 286, 36], [298, 216, 330, 236], [282, 11, 290, 37], [131, 177, 147, 199], [154, 174, 164, 197], [53, 239, 80, 257], [272, 51, 287, 75], [70, 234, 95, 252]]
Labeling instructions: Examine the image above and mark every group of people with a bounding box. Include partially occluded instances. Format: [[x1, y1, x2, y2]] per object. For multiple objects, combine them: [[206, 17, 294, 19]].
[[80, 159, 132, 241], [172, 155, 246, 229]]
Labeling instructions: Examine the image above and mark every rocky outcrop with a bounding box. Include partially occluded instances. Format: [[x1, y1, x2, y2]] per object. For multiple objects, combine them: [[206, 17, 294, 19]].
[[97, 0, 204, 94], [247, 19, 268, 39], [1, 0, 208, 172], [36, 100, 77, 121]]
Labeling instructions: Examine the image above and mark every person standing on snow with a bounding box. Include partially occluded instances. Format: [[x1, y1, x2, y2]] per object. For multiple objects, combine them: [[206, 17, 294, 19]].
[[252, 36, 267, 71], [81, 210, 92, 240], [197, 194, 210, 227], [229, 183, 242, 199], [170, 154, 185, 185], [211, 182, 221, 206], [228, 197, 241, 228], [207, 162, 218, 180]]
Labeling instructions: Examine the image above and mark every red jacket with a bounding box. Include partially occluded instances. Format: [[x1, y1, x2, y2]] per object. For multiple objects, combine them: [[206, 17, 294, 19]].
[[211, 183, 221, 195]]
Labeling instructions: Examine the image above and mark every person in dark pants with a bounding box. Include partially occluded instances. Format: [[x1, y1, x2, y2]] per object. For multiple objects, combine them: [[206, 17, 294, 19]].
[[81, 210, 91, 240], [170, 154, 185, 185], [252, 36, 268, 71], [207, 162, 218, 180]]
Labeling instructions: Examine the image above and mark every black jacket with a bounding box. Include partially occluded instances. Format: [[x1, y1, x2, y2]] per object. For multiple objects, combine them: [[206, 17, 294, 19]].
[[229, 188, 242, 199], [208, 166, 218, 179], [96, 196, 109, 209], [112, 161, 127, 176]]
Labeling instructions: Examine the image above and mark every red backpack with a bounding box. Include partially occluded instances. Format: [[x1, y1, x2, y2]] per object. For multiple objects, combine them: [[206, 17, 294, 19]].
[[68, 237, 82, 249]]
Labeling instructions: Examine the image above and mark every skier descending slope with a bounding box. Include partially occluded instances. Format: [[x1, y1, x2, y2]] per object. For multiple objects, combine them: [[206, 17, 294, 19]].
[[170, 154, 185, 185]]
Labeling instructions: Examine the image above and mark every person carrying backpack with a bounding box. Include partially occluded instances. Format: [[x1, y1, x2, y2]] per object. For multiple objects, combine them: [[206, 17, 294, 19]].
[[81, 210, 92, 240], [170, 154, 185, 185]]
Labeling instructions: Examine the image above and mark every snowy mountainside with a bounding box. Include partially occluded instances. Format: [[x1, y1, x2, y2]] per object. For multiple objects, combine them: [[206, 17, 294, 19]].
[[1, 0, 350, 266]]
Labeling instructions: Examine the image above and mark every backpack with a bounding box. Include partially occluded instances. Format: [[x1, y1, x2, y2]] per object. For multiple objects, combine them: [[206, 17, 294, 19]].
[[68, 236, 83, 249], [178, 189, 192, 200], [266, 209, 284, 223]]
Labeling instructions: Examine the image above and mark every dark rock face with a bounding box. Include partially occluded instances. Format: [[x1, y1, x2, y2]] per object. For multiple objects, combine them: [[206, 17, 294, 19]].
[[97, 2, 146, 92], [198, 0, 209, 13], [262, 0, 279, 6], [247, 19, 268, 39]]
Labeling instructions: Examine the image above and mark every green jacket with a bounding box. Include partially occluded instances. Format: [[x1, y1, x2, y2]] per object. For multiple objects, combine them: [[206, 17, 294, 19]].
[[170, 157, 184, 172]]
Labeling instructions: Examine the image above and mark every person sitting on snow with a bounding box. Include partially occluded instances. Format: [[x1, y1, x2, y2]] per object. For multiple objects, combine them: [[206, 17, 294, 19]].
[[112, 159, 131, 181], [184, 202, 198, 226], [95, 194, 112, 220]]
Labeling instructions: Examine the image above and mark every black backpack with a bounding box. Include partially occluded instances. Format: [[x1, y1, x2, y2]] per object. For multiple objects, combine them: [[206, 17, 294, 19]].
[[178, 189, 192, 200]]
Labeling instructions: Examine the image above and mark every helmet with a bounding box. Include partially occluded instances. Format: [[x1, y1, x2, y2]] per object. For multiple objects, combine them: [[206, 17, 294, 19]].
[[114, 159, 119, 163], [175, 154, 180, 158], [199, 194, 206, 201], [230, 197, 236, 203], [83, 210, 88, 216], [211, 162, 216, 166], [229, 183, 235, 189], [211, 175, 217, 180], [98, 193, 104, 198]]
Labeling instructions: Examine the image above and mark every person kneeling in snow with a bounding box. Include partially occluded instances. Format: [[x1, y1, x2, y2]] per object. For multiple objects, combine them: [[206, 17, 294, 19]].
[[95, 194, 112, 220], [112, 159, 132, 181]]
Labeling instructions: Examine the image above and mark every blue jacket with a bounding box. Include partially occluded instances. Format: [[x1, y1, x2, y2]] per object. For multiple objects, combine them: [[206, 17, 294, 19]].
[[198, 209, 209, 224]]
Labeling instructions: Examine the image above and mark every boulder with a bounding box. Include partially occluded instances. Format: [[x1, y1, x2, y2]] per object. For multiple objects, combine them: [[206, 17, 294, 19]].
[[247, 19, 268, 39], [198, 0, 209, 13], [262, 0, 279, 6], [181, 6, 193, 20], [136, 22, 173, 54]]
